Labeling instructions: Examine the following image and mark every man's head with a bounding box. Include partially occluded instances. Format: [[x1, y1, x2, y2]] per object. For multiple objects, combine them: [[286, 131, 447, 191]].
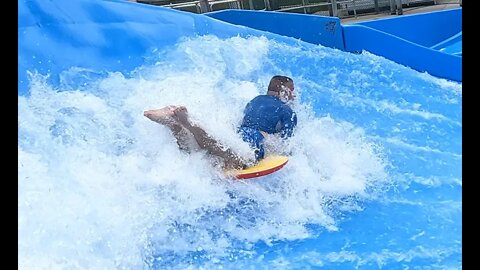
[[267, 75, 295, 102]]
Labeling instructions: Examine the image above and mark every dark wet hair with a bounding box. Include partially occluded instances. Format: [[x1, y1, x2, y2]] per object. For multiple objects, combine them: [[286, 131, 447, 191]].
[[267, 75, 293, 93]]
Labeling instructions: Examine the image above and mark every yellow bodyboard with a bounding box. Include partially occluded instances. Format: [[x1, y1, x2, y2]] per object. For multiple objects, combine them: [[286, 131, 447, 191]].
[[225, 155, 288, 179]]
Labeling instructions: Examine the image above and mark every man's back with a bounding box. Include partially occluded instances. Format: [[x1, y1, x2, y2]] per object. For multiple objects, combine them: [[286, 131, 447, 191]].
[[241, 95, 297, 138]]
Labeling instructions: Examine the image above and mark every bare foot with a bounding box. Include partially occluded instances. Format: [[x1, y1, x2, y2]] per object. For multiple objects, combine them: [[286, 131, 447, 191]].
[[172, 106, 190, 126], [144, 106, 177, 124]]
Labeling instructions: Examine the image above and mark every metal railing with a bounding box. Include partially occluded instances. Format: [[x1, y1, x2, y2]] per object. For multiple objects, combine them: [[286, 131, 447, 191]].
[[139, 0, 447, 17], [161, 0, 243, 12], [139, 0, 242, 12], [277, 0, 357, 18]]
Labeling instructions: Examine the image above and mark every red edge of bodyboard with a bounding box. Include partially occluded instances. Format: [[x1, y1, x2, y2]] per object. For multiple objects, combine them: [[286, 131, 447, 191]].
[[235, 160, 288, 180]]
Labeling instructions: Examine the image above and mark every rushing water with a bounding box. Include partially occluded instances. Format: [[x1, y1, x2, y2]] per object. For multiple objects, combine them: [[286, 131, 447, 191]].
[[18, 35, 461, 269]]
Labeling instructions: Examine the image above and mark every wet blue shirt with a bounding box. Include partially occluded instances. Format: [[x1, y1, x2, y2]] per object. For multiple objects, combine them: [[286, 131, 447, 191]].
[[238, 95, 297, 161], [240, 95, 297, 138]]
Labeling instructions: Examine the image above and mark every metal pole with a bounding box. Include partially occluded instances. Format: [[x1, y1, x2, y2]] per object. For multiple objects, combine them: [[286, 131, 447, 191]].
[[331, 0, 338, 17], [390, 0, 396, 15], [264, 0, 271, 10], [374, 0, 379, 14], [396, 0, 403, 15], [353, 0, 357, 18], [199, 0, 210, 13]]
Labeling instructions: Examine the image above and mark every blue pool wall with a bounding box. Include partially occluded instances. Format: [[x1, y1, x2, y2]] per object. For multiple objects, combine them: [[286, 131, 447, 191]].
[[207, 8, 462, 82]]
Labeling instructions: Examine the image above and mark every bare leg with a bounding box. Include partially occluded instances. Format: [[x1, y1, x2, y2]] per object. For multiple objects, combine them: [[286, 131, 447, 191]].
[[144, 106, 246, 169], [172, 106, 246, 169], [143, 106, 196, 152]]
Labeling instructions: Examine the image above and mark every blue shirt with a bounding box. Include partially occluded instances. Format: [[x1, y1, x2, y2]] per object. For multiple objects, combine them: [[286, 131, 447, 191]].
[[240, 95, 297, 139]]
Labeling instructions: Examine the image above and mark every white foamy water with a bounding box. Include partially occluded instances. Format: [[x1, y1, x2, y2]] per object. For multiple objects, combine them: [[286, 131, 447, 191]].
[[21, 35, 462, 269]]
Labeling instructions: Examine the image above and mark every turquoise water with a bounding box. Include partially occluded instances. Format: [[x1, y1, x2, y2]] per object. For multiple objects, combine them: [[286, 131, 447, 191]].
[[19, 34, 461, 269]]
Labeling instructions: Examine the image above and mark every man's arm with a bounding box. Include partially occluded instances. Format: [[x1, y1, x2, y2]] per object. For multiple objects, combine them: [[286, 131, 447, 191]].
[[280, 109, 297, 139]]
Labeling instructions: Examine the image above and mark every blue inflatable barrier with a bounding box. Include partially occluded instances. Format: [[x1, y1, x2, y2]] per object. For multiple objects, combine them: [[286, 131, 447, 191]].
[[430, 31, 462, 56], [18, 0, 300, 95], [19, 0, 462, 88], [342, 24, 462, 82], [207, 8, 462, 82], [343, 8, 462, 81], [351, 8, 462, 48], [207, 10, 345, 50]]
